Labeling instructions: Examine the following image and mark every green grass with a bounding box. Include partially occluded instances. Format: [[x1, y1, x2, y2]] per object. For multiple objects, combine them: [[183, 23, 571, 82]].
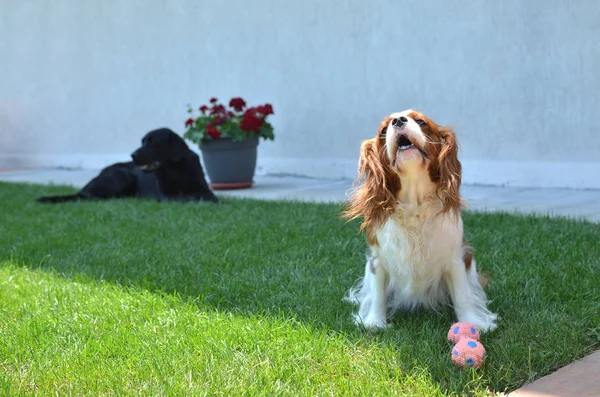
[[0, 181, 598, 396]]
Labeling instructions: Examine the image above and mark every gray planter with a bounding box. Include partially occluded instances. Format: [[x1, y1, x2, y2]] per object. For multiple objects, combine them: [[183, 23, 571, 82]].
[[199, 135, 259, 189]]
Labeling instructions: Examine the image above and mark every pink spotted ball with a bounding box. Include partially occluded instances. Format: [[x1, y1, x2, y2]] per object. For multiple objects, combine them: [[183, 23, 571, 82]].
[[447, 322, 480, 344], [451, 338, 486, 368]]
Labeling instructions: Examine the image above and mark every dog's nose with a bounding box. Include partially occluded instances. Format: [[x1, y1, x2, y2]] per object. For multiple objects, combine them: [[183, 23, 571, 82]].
[[392, 116, 408, 127], [131, 152, 140, 163]]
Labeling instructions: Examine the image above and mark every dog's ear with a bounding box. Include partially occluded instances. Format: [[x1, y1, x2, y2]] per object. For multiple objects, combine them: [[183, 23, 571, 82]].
[[168, 130, 189, 161], [435, 126, 463, 215]]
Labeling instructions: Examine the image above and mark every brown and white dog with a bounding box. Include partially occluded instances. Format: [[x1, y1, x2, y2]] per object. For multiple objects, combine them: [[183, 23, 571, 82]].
[[344, 110, 497, 332]]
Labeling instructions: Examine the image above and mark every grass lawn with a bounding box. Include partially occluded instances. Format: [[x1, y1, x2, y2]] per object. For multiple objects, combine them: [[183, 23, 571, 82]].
[[0, 181, 598, 396]]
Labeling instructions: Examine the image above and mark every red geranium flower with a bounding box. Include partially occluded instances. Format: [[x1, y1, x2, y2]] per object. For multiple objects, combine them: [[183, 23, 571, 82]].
[[257, 104, 274, 116], [183, 97, 275, 144], [240, 109, 264, 132], [206, 125, 221, 139], [210, 104, 226, 115], [229, 97, 246, 112]]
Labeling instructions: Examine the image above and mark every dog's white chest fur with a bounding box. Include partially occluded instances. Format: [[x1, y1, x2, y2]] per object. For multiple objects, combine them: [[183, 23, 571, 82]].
[[372, 205, 463, 309]]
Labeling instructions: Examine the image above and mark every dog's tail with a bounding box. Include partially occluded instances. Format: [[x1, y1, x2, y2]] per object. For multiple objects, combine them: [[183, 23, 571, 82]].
[[36, 193, 83, 203]]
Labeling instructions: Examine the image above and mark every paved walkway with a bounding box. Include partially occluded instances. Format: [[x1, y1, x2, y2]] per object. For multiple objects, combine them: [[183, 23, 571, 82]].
[[1, 168, 599, 396], [1, 168, 599, 222], [507, 351, 600, 397]]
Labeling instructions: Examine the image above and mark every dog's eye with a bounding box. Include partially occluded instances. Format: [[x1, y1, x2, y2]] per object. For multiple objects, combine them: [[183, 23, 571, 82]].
[[415, 119, 426, 126], [380, 127, 387, 137]]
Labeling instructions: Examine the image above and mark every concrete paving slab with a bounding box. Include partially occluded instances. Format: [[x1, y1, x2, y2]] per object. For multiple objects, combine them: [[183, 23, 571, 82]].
[[1, 169, 599, 222], [0, 168, 100, 187]]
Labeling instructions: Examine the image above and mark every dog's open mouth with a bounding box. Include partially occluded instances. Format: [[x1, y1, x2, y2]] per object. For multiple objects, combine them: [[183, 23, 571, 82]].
[[397, 134, 415, 151], [396, 134, 429, 159], [139, 161, 161, 171]]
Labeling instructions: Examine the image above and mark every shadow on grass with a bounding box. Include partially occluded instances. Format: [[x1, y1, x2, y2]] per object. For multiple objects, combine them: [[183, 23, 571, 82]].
[[1, 181, 599, 394]]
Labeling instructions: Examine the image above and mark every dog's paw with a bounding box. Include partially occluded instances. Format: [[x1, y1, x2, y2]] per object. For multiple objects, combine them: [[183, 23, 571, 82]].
[[354, 314, 389, 330], [458, 312, 498, 333], [479, 314, 498, 333]]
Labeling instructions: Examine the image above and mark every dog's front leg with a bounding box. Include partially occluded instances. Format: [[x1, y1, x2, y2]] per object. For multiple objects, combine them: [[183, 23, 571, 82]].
[[359, 256, 389, 329], [444, 258, 497, 332]]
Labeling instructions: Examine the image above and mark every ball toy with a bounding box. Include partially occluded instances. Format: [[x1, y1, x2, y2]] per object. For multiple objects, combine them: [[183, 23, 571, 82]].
[[447, 321, 480, 344], [451, 338, 486, 368]]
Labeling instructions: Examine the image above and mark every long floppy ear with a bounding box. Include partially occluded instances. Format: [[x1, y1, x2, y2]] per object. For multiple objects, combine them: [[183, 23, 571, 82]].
[[343, 137, 400, 238], [436, 127, 464, 214], [168, 130, 189, 161]]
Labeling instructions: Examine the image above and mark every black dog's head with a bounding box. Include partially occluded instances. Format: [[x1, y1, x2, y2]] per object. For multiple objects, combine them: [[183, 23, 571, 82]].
[[131, 128, 190, 171]]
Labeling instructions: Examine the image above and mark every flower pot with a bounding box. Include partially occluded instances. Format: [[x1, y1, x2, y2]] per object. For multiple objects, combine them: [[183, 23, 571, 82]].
[[199, 135, 259, 190]]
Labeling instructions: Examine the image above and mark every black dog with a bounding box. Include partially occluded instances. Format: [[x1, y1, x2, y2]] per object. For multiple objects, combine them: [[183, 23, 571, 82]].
[[37, 128, 218, 203]]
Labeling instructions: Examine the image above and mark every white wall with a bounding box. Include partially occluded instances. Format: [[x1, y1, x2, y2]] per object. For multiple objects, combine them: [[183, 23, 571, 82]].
[[1, 1, 599, 188]]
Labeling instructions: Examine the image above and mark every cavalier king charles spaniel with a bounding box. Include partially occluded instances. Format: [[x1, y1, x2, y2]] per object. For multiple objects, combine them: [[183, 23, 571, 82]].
[[344, 110, 497, 332]]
